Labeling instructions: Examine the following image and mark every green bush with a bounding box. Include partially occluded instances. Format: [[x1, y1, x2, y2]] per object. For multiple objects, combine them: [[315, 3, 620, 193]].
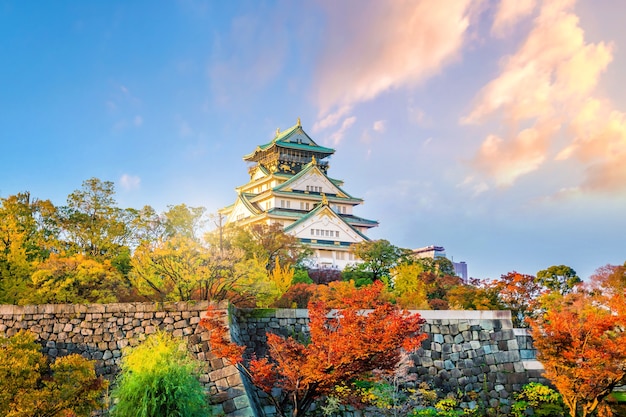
[[110, 332, 209, 417], [0, 330, 107, 417], [511, 382, 565, 417]]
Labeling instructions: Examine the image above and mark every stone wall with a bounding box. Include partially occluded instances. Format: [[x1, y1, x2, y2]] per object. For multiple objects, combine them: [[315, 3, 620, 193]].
[[232, 308, 545, 416], [0, 303, 545, 417], [0, 302, 255, 417]]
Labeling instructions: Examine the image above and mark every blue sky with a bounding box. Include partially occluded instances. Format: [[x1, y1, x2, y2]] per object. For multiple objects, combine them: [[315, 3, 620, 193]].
[[2, 0, 625, 280]]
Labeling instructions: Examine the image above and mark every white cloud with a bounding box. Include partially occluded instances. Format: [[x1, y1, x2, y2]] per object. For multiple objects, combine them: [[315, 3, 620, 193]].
[[327, 116, 357, 146], [312, 105, 352, 133], [134, 115, 143, 127], [373, 120, 386, 133], [119, 174, 141, 191]]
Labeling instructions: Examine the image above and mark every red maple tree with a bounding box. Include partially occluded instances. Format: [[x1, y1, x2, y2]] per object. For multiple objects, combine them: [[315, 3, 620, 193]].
[[529, 290, 626, 417], [201, 281, 426, 417]]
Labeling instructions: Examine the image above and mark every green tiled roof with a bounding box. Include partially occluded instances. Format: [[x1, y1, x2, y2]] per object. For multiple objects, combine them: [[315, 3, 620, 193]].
[[243, 123, 335, 161]]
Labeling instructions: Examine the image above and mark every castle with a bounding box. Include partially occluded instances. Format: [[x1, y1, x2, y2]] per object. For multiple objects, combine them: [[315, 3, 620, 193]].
[[219, 119, 378, 269]]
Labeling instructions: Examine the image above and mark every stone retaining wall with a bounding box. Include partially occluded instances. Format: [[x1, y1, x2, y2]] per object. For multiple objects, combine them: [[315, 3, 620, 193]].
[[0, 302, 255, 417], [232, 308, 545, 416], [1, 303, 545, 417]]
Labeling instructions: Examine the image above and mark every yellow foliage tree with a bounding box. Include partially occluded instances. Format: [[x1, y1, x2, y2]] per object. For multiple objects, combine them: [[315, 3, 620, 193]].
[[390, 263, 430, 309]]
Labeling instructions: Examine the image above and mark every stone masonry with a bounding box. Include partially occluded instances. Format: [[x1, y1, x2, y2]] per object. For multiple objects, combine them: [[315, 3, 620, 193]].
[[231, 308, 545, 416], [0, 304, 545, 417], [0, 302, 255, 417]]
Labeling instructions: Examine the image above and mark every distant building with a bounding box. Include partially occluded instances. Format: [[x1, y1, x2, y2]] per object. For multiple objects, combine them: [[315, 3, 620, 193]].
[[413, 245, 468, 281], [219, 119, 378, 269]]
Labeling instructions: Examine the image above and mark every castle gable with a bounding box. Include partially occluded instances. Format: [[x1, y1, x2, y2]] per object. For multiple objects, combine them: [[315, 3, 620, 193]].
[[276, 163, 350, 198], [285, 204, 367, 244]]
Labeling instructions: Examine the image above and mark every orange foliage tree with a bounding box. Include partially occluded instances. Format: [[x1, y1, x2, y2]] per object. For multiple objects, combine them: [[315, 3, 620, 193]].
[[529, 289, 626, 417], [200, 281, 426, 417], [493, 271, 544, 327]]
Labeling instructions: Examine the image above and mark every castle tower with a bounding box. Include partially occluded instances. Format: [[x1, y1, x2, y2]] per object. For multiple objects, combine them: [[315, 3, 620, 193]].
[[219, 119, 378, 269]]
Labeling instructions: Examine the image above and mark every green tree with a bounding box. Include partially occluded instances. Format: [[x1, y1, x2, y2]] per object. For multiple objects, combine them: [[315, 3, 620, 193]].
[[110, 332, 208, 417], [412, 256, 457, 277], [0, 330, 107, 417], [57, 178, 132, 259], [536, 265, 581, 294], [163, 204, 206, 241], [350, 239, 410, 281]]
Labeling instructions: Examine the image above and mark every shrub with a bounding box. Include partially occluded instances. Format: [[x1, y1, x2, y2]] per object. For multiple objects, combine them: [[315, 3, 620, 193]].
[[0, 330, 107, 417], [511, 382, 565, 417], [110, 332, 209, 417]]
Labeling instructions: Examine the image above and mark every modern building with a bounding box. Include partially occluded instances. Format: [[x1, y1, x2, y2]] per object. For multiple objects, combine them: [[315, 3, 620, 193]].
[[220, 119, 378, 269], [413, 245, 468, 281]]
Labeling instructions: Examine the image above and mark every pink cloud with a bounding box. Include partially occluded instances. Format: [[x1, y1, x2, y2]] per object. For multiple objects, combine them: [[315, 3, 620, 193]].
[[463, 0, 622, 193], [314, 0, 473, 116], [491, 0, 537, 37]]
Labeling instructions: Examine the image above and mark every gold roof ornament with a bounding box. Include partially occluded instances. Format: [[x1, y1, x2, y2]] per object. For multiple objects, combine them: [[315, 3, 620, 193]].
[[321, 192, 328, 206], [311, 155, 317, 165], [297, 117, 301, 127], [275, 127, 280, 137]]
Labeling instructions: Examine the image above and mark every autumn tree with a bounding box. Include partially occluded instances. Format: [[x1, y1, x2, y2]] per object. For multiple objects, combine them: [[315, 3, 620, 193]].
[[529, 289, 626, 417], [493, 271, 543, 327], [201, 282, 426, 417], [29, 253, 126, 304], [446, 278, 503, 310], [0, 193, 56, 304], [536, 265, 581, 294], [0, 330, 107, 417], [389, 263, 430, 309]]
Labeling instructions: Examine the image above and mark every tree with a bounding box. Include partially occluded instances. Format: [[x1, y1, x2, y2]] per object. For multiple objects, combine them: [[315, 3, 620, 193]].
[[493, 271, 543, 327], [30, 253, 126, 304], [389, 263, 430, 309], [0, 330, 107, 417], [201, 281, 426, 417], [130, 236, 208, 301], [529, 290, 626, 417], [162, 204, 206, 241], [536, 265, 581, 294], [446, 278, 503, 310], [350, 239, 410, 282], [0, 193, 56, 304], [57, 178, 131, 259], [110, 332, 208, 417], [412, 256, 457, 278]]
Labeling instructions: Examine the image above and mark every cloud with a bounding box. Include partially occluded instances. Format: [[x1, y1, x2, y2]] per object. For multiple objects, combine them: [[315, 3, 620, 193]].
[[134, 115, 143, 127], [373, 120, 386, 133], [312, 105, 352, 132], [491, 0, 537, 36], [119, 174, 141, 191], [327, 116, 357, 146], [557, 99, 626, 192], [314, 0, 473, 116], [463, 0, 622, 193], [473, 122, 558, 186]]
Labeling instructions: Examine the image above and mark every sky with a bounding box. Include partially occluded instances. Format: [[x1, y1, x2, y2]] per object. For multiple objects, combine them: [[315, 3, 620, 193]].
[[1, 0, 625, 281]]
